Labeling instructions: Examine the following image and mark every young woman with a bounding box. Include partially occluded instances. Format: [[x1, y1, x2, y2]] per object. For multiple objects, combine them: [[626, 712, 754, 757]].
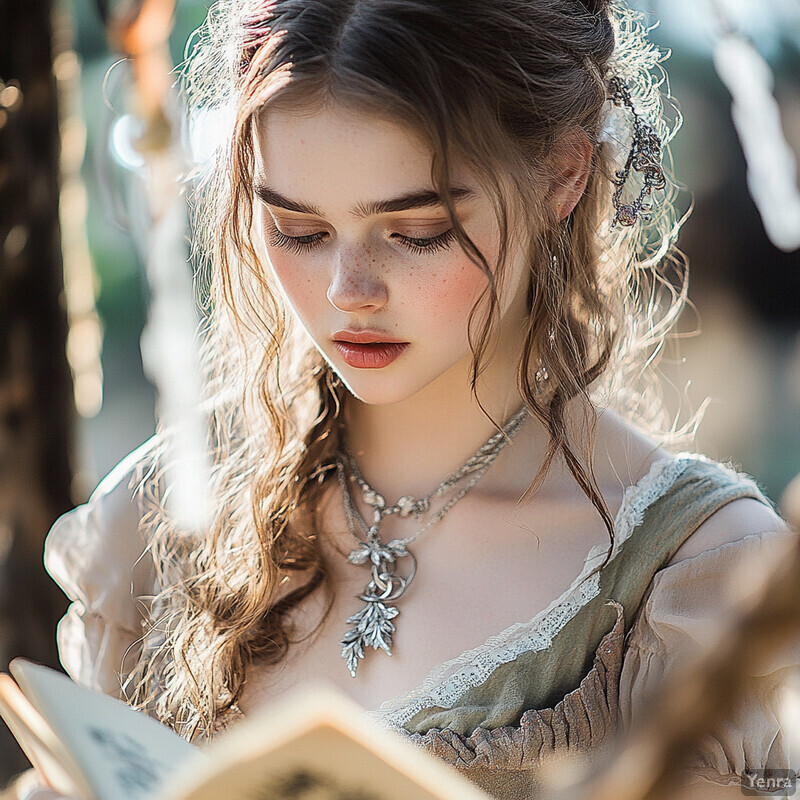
[[13, 0, 797, 797]]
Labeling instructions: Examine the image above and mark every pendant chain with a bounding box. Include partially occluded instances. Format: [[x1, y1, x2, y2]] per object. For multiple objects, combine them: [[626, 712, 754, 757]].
[[337, 404, 529, 547], [334, 405, 529, 677]]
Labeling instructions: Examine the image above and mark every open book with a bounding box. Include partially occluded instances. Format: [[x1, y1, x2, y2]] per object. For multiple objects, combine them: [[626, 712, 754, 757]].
[[0, 659, 490, 800]]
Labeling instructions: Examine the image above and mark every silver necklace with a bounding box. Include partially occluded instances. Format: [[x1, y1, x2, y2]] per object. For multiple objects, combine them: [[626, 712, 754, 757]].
[[335, 405, 529, 678]]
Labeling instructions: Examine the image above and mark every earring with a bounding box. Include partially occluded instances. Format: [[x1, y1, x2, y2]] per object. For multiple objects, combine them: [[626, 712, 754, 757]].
[[606, 75, 666, 228], [535, 325, 556, 385]]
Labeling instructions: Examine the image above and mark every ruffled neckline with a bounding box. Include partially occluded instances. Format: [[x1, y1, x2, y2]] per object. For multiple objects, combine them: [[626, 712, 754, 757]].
[[363, 452, 706, 730]]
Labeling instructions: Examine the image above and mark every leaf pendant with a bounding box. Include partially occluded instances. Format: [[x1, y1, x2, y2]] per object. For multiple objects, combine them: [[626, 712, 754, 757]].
[[340, 596, 400, 678]]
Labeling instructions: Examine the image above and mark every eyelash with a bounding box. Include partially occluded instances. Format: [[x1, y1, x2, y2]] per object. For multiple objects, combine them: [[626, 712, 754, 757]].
[[266, 226, 457, 256]]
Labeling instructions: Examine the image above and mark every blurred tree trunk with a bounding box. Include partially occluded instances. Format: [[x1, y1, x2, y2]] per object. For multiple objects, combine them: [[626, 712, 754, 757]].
[[0, 0, 75, 781]]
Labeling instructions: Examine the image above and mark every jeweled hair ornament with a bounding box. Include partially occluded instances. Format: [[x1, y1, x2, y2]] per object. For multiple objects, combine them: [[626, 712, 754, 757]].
[[601, 75, 667, 228]]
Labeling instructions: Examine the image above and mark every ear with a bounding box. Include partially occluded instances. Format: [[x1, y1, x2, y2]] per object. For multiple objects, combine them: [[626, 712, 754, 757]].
[[547, 130, 593, 221]]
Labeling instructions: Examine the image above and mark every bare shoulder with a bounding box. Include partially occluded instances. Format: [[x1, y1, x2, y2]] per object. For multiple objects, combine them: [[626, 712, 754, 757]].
[[590, 406, 672, 493], [589, 408, 791, 568]]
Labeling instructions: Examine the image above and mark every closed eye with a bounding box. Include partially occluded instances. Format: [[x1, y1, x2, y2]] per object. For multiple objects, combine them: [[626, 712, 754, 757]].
[[391, 229, 456, 254], [265, 221, 457, 256], [266, 227, 327, 255]]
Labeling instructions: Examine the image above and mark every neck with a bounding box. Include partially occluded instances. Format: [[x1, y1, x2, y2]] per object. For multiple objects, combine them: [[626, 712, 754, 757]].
[[340, 348, 547, 503]]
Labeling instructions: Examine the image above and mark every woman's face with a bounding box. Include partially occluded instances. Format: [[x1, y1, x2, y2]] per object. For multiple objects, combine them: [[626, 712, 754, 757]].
[[253, 101, 530, 406]]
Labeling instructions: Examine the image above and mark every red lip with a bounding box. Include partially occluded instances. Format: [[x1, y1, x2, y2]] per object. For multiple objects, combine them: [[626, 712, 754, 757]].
[[333, 341, 409, 369], [332, 329, 408, 344]]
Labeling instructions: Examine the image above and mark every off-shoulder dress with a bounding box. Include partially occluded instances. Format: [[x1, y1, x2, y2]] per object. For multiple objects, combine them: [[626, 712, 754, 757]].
[[43, 438, 800, 799]]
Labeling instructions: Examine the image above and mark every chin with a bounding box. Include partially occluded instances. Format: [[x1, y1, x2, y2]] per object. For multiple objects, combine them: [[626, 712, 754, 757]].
[[322, 357, 438, 406], [334, 371, 425, 406], [317, 344, 471, 406]]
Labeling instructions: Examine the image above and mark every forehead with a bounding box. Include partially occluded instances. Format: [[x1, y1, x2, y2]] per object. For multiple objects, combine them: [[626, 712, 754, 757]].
[[253, 102, 473, 210]]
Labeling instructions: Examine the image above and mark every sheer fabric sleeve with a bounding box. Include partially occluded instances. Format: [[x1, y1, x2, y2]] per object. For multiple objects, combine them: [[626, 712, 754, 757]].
[[43, 438, 159, 699], [618, 529, 800, 788]]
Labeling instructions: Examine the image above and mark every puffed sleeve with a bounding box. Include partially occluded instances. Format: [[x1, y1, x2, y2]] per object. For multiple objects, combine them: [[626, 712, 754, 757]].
[[618, 529, 800, 788], [43, 437, 159, 699]]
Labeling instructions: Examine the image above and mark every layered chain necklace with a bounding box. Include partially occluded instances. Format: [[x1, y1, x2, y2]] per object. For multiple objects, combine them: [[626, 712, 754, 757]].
[[335, 405, 529, 678]]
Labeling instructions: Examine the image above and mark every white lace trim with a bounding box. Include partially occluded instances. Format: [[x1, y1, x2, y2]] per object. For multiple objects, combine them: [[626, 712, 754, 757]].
[[364, 452, 707, 730]]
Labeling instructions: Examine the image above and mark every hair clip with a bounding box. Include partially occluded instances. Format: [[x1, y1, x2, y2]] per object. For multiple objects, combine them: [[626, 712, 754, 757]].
[[606, 75, 666, 228]]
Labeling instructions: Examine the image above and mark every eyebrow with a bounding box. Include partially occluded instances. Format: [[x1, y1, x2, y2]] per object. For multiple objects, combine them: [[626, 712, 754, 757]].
[[253, 183, 476, 218]]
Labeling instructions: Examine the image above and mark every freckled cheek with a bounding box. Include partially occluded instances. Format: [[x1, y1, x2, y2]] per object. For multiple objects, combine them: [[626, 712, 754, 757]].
[[411, 256, 488, 324], [265, 252, 322, 311]]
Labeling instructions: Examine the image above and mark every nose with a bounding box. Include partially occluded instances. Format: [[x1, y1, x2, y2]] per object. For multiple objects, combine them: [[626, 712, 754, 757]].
[[326, 247, 389, 313]]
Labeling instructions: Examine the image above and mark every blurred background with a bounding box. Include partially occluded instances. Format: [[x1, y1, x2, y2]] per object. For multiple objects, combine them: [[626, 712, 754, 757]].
[[0, 0, 798, 782]]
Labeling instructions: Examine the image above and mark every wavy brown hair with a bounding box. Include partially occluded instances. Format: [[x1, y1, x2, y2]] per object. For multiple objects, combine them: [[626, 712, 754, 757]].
[[123, 0, 688, 739]]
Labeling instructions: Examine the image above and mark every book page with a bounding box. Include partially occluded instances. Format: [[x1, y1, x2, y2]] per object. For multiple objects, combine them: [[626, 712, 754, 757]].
[[7, 660, 201, 800], [163, 684, 490, 800], [0, 674, 85, 798]]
